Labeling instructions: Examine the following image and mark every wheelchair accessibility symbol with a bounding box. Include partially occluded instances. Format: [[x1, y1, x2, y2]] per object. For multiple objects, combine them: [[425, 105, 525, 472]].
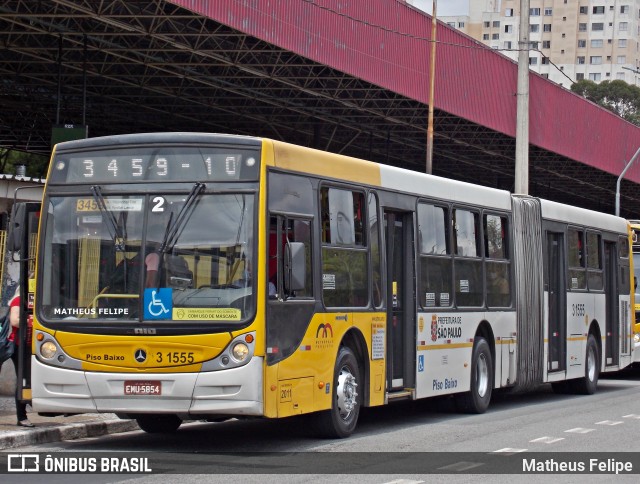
[[144, 288, 173, 320], [418, 355, 424, 372]]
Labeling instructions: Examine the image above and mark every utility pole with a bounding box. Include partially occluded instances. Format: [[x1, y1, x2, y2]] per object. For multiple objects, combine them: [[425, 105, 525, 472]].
[[515, 0, 530, 194], [426, 0, 437, 174]]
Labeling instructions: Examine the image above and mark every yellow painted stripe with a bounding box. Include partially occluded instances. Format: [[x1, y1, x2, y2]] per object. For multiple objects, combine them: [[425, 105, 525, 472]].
[[270, 139, 381, 186], [418, 342, 473, 351], [417, 338, 514, 351], [543, 337, 587, 343]]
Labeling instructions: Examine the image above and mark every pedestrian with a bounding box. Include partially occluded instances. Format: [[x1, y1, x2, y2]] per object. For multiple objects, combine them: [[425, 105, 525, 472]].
[[8, 286, 34, 427]]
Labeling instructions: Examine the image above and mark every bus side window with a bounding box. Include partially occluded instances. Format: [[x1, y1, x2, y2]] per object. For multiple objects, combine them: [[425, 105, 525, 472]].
[[568, 228, 586, 290], [269, 216, 313, 300], [320, 187, 368, 308]]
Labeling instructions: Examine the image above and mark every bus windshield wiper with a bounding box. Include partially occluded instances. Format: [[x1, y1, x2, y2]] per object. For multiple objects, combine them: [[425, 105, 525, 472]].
[[159, 182, 206, 254], [153, 182, 205, 290], [91, 185, 124, 251]]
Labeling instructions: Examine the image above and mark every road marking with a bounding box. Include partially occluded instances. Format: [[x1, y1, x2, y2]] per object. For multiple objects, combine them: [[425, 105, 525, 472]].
[[383, 480, 425, 484], [529, 436, 565, 444], [623, 414, 640, 419], [595, 420, 623, 426], [437, 461, 485, 472], [493, 448, 527, 455], [565, 428, 595, 433]]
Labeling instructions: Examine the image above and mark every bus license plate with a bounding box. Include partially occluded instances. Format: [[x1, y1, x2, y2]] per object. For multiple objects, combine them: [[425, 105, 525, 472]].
[[124, 381, 161, 396]]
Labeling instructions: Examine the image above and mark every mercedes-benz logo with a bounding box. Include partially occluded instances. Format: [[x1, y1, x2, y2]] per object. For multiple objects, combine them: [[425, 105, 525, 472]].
[[134, 349, 147, 363]]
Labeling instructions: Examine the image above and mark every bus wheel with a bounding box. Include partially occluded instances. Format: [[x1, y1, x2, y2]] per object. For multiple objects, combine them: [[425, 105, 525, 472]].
[[314, 346, 361, 438], [135, 414, 182, 434], [574, 334, 600, 395], [455, 337, 493, 414]]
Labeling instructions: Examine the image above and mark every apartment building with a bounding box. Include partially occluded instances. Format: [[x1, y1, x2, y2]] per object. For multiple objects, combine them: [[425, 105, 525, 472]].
[[415, 0, 640, 88]]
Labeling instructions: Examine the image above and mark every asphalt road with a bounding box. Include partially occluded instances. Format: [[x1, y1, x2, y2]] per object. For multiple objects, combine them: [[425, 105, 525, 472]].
[[3, 369, 640, 483]]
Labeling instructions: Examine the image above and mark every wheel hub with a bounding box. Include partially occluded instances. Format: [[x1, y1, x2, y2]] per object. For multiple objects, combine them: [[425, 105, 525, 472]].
[[337, 366, 358, 420]]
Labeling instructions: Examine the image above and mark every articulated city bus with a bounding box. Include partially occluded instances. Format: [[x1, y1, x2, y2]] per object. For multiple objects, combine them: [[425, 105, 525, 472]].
[[24, 133, 634, 437]]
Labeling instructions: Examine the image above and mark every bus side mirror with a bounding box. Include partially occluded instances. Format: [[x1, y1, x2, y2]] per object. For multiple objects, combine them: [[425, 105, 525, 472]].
[[8, 203, 27, 254], [284, 241, 305, 293]]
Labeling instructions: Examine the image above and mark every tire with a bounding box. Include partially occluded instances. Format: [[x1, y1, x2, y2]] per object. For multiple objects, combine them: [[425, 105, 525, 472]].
[[455, 337, 493, 413], [135, 414, 182, 434], [313, 346, 361, 438], [573, 334, 600, 395]]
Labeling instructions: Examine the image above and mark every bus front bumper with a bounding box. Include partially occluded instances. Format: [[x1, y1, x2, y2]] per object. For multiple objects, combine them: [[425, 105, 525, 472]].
[[31, 356, 264, 417]]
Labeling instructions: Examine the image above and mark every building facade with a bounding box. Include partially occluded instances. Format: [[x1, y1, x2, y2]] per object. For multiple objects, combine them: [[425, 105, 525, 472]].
[[415, 0, 640, 88]]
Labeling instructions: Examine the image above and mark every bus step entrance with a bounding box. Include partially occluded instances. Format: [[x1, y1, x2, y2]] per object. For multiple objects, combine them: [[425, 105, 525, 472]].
[[386, 389, 413, 402]]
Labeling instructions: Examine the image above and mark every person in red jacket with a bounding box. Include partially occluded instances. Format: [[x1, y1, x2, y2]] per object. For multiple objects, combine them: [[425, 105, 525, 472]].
[[8, 287, 33, 427]]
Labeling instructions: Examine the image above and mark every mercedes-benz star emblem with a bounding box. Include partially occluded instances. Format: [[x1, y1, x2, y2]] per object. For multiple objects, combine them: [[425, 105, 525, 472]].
[[134, 349, 147, 363]]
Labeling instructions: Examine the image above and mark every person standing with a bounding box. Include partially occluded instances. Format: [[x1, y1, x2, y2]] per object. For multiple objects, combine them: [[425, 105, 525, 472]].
[[8, 287, 33, 427]]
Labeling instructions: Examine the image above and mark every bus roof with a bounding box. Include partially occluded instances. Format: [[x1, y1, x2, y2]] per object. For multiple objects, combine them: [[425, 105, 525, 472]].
[[54, 132, 262, 152], [539, 198, 628, 234]]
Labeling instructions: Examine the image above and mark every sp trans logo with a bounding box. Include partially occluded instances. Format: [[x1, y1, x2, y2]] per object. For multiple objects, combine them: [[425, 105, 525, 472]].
[[6, 454, 152, 473]]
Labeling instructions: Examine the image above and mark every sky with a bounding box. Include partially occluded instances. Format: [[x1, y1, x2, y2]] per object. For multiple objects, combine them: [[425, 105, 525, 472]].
[[409, 0, 469, 16]]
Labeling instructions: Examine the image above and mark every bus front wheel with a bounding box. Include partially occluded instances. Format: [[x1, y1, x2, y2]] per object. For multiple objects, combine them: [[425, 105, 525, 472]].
[[314, 346, 361, 438], [455, 337, 493, 414], [135, 414, 182, 434]]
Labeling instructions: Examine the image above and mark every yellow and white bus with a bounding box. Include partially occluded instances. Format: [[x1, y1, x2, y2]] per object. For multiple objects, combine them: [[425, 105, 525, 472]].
[[26, 133, 634, 437]]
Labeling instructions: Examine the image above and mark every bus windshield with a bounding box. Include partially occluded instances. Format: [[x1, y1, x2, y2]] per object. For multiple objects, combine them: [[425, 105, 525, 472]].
[[39, 190, 256, 324]]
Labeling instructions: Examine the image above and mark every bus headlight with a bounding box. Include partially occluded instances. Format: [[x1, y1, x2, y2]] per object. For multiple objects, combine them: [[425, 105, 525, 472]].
[[231, 342, 249, 362], [635, 333, 640, 345], [40, 341, 58, 359]]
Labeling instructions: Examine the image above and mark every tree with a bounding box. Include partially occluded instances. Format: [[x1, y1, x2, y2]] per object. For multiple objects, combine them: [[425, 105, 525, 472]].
[[571, 79, 640, 126], [0, 148, 49, 177]]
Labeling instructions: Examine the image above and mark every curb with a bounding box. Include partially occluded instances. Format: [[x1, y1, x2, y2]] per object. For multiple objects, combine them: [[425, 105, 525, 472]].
[[0, 419, 139, 450]]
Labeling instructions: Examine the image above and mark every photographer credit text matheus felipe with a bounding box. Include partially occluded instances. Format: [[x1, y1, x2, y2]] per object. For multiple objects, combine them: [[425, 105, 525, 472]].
[[523, 458, 633, 474]]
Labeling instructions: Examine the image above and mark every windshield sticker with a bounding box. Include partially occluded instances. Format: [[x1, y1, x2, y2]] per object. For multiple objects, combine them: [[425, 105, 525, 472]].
[[76, 198, 143, 212], [172, 308, 241, 321], [144, 288, 173, 320], [82, 215, 103, 224]]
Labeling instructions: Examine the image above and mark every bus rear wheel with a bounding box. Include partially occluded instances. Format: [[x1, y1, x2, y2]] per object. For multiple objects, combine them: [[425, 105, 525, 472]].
[[313, 346, 361, 438], [455, 337, 493, 414], [135, 414, 182, 434], [573, 334, 600, 395]]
